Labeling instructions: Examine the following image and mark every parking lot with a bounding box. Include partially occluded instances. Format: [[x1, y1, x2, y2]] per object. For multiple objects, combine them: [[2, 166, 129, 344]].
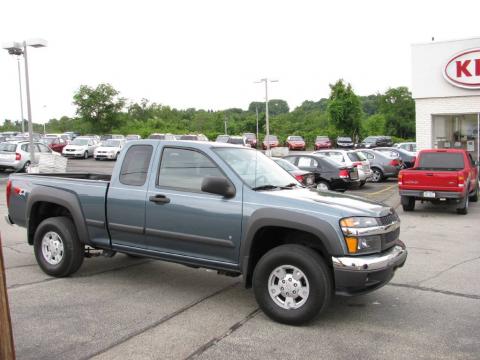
[[1, 158, 479, 360]]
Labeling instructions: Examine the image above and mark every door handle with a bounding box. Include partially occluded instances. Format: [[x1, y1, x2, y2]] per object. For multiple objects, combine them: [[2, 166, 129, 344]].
[[149, 194, 171, 204]]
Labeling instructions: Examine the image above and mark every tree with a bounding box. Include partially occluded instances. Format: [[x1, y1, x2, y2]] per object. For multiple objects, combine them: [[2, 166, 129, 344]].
[[362, 114, 386, 136], [379, 87, 415, 139], [248, 99, 289, 115], [73, 83, 125, 133], [327, 79, 362, 138]]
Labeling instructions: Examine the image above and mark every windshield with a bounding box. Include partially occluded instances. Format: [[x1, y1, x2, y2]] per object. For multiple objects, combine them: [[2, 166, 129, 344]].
[[227, 138, 244, 145], [338, 137, 352, 142], [126, 135, 139, 140], [180, 135, 198, 140], [72, 138, 89, 146], [316, 136, 328, 141], [0, 143, 16, 152], [244, 133, 256, 139], [264, 135, 278, 141], [363, 137, 377, 143], [273, 158, 297, 172], [103, 140, 122, 147], [418, 152, 465, 170], [42, 137, 56, 144], [216, 135, 230, 142], [289, 136, 303, 141], [214, 148, 298, 189], [149, 134, 165, 139]]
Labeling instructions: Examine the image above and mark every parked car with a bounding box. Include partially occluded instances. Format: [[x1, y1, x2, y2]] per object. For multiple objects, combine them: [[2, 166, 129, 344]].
[[272, 157, 315, 187], [0, 141, 53, 172], [42, 136, 68, 153], [336, 136, 354, 149], [375, 147, 416, 169], [63, 131, 80, 140], [399, 149, 478, 214], [94, 139, 126, 160], [356, 149, 402, 182], [262, 135, 279, 150], [215, 135, 230, 143], [285, 136, 306, 151], [284, 154, 360, 191], [243, 133, 257, 148], [179, 134, 209, 141], [6, 140, 406, 325], [227, 136, 249, 147], [313, 149, 372, 186], [358, 136, 392, 149], [148, 133, 176, 140], [395, 142, 417, 153], [62, 137, 98, 159], [126, 135, 142, 141], [314, 136, 332, 150]]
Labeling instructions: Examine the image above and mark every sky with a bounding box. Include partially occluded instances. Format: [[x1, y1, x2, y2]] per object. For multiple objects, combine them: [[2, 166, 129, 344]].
[[1, 0, 480, 124]]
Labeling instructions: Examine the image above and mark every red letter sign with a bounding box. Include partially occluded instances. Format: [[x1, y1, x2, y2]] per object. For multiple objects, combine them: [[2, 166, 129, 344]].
[[456, 60, 471, 77]]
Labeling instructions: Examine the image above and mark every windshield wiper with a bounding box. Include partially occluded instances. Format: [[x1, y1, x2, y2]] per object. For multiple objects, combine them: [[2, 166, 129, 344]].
[[252, 184, 280, 191]]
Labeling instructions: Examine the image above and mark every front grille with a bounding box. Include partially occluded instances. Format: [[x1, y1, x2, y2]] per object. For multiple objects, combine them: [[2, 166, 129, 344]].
[[382, 227, 400, 244], [379, 211, 399, 225]]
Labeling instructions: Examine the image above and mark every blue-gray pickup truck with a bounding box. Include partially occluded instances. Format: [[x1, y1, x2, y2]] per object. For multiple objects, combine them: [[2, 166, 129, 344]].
[[5, 141, 407, 325]]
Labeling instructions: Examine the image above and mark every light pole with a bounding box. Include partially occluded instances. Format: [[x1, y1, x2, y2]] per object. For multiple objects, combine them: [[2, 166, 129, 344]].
[[17, 57, 25, 133], [3, 39, 47, 166], [255, 78, 278, 155], [255, 106, 259, 145]]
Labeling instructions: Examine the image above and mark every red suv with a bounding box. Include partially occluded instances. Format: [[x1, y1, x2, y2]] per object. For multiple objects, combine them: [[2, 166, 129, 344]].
[[285, 136, 306, 151], [314, 136, 332, 150]]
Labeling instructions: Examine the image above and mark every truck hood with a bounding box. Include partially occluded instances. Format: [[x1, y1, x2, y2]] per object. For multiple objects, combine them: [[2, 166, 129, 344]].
[[266, 187, 392, 218]]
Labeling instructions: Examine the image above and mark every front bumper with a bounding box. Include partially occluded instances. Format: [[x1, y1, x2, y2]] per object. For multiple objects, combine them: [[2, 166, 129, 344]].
[[63, 152, 85, 158], [332, 240, 407, 295], [95, 153, 116, 159], [399, 189, 464, 199]]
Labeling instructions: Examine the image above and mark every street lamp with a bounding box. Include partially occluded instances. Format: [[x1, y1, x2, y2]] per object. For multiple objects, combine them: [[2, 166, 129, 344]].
[[255, 78, 278, 155], [3, 39, 47, 166]]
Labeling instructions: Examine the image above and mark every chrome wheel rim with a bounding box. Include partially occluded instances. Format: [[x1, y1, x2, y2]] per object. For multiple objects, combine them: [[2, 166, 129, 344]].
[[317, 182, 328, 191], [268, 265, 310, 310], [372, 170, 381, 182], [41, 231, 64, 265]]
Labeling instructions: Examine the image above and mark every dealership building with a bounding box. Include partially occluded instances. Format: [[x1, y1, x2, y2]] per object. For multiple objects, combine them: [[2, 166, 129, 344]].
[[412, 37, 480, 163]]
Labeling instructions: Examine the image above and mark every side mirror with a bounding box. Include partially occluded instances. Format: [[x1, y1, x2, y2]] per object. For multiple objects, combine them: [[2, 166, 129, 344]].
[[201, 176, 235, 198]]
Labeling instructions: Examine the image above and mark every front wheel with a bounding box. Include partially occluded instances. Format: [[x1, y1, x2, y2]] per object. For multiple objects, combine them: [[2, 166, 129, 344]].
[[33, 217, 84, 277], [21, 161, 31, 173], [316, 181, 330, 191], [359, 180, 366, 187], [84, 151, 88, 159], [371, 168, 384, 183], [253, 244, 332, 325]]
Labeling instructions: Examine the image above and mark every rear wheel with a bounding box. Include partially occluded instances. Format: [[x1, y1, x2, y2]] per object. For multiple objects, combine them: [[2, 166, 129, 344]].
[[252, 244, 332, 325], [359, 180, 366, 187], [84, 151, 88, 159], [457, 195, 469, 215], [21, 161, 31, 173], [401, 196, 415, 211], [33, 217, 84, 277], [469, 180, 478, 202], [316, 181, 330, 191], [371, 168, 384, 183]]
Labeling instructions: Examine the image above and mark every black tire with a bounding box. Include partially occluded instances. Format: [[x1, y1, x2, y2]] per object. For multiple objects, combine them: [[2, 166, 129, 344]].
[[456, 195, 469, 215], [359, 180, 366, 187], [401, 196, 415, 211], [252, 244, 332, 325], [21, 161, 31, 173], [33, 217, 84, 277], [84, 151, 88, 159], [316, 180, 330, 191], [469, 180, 479, 202], [371, 167, 384, 183]]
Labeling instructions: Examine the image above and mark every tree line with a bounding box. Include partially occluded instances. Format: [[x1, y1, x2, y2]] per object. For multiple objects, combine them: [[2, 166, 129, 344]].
[[1, 79, 416, 145]]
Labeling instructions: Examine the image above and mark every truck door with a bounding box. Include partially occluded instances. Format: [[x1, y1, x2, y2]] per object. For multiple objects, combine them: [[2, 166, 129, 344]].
[[107, 144, 155, 250], [145, 146, 242, 265]]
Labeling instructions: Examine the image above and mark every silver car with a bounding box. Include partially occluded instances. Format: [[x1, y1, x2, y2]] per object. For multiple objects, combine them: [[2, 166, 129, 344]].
[[0, 141, 53, 172], [355, 149, 402, 182]]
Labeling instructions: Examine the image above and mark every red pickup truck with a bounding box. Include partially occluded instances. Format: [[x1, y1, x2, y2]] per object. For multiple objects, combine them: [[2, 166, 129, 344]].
[[398, 149, 479, 214]]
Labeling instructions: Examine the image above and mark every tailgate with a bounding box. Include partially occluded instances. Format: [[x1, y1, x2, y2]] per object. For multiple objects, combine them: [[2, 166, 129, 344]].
[[401, 170, 461, 191], [0, 151, 16, 162]]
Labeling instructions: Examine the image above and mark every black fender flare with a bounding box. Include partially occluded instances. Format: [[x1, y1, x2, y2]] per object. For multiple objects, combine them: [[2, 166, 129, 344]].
[[26, 186, 91, 246]]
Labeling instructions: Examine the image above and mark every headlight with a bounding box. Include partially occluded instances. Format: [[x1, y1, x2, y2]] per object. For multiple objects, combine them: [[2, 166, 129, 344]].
[[340, 217, 382, 255]]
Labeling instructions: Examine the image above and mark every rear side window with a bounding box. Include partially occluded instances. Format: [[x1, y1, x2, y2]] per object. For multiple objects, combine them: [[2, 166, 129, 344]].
[[158, 148, 224, 192], [418, 152, 465, 170], [119, 145, 153, 186], [347, 152, 362, 162], [0, 143, 16, 152]]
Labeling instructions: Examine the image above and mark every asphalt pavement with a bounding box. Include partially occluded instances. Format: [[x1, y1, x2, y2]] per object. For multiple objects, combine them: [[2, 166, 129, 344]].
[[1, 157, 479, 359]]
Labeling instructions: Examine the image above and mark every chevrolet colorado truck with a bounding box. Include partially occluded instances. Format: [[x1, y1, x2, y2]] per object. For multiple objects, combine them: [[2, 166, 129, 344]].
[[5, 141, 407, 325], [399, 149, 479, 214]]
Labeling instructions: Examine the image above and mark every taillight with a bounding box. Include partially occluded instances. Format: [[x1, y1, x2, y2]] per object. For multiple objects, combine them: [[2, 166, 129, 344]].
[[294, 175, 304, 182], [389, 159, 400, 166], [398, 173, 403, 185], [458, 174, 465, 188], [15, 153, 21, 161], [6, 180, 12, 208], [339, 169, 349, 179]]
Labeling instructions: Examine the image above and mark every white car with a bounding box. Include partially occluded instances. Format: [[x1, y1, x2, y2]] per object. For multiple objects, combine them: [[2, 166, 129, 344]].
[[313, 149, 372, 186], [94, 139, 125, 160], [62, 137, 98, 159]]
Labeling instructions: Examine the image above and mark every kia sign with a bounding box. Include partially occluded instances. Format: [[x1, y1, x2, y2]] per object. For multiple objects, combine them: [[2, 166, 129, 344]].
[[444, 48, 480, 89]]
